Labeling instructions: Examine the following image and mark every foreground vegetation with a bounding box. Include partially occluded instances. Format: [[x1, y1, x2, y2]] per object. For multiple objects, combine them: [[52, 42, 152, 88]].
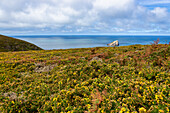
[[0, 34, 42, 52], [0, 44, 169, 113]]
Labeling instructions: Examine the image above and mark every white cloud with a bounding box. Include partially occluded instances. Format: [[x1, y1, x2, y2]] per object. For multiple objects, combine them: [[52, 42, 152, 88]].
[[151, 7, 168, 18], [93, 0, 134, 10], [148, 7, 168, 23], [92, 0, 135, 18], [12, 4, 72, 24], [0, 9, 4, 19], [0, 0, 169, 34]]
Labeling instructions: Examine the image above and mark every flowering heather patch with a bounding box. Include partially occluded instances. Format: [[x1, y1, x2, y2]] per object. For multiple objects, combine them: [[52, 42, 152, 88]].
[[0, 44, 169, 112]]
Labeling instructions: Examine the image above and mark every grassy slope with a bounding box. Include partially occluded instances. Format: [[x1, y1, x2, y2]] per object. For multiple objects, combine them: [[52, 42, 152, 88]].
[[0, 44, 169, 112], [0, 34, 42, 52]]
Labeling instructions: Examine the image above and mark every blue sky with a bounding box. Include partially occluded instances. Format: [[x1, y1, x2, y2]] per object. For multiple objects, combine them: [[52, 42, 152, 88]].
[[0, 0, 170, 35]]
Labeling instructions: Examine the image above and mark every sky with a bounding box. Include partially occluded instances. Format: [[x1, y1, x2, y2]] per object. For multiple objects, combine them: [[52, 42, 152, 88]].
[[0, 0, 170, 35]]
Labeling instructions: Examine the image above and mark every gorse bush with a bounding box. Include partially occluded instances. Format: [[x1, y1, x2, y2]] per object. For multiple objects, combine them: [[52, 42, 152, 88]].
[[0, 44, 169, 113]]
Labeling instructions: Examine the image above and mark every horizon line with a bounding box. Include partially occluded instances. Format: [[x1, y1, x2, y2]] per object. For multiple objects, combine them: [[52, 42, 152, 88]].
[[4, 33, 170, 36]]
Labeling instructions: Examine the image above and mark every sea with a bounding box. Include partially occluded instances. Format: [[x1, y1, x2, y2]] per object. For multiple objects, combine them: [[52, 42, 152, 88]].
[[12, 35, 170, 50]]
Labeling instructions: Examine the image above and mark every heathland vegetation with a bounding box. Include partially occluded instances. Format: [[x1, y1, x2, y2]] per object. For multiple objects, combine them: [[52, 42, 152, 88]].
[[0, 34, 42, 52], [0, 41, 169, 112]]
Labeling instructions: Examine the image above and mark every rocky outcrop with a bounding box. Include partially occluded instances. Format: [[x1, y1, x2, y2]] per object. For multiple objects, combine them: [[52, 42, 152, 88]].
[[3, 91, 26, 102], [3, 92, 17, 100], [90, 56, 103, 62], [34, 63, 57, 73], [107, 40, 119, 47]]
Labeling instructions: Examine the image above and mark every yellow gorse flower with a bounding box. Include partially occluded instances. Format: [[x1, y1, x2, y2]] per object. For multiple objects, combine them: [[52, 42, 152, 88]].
[[139, 107, 146, 113], [159, 110, 164, 113], [120, 107, 126, 113], [53, 98, 57, 101]]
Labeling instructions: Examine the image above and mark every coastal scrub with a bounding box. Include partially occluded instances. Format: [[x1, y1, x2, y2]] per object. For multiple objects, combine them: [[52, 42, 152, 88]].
[[0, 44, 169, 112]]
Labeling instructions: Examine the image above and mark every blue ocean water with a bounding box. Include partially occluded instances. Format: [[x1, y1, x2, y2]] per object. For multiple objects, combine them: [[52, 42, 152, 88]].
[[12, 35, 170, 50]]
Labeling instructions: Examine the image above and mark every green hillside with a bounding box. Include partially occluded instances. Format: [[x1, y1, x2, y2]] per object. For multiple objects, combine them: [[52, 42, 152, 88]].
[[0, 44, 169, 112], [0, 34, 42, 52]]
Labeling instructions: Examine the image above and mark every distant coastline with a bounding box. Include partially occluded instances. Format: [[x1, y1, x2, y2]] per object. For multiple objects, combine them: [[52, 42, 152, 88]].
[[0, 34, 42, 52], [11, 35, 170, 50]]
